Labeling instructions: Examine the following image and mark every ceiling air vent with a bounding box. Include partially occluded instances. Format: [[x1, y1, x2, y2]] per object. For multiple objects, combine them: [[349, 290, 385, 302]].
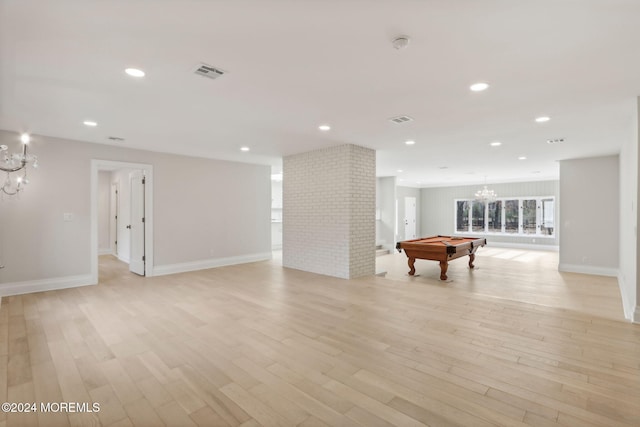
[[546, 138, 565, 144], [108, 136, 125, 142], [194, 63, 226, 80], [389, 115, 414, 124]]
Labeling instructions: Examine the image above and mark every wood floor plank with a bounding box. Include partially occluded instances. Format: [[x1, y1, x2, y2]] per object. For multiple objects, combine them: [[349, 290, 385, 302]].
[[122, 398, 164, 427], [220, 382, 292, 427], [88, 384, 128, 427], [31, 360, 69, 427]]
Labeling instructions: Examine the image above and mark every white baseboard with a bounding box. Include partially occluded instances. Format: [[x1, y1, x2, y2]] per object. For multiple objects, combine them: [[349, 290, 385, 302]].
[[488, 242, 559, 251], [634, 307, 640, 324], [617, 274, 635, 322], [153, 252, 273, 277], [0, 274, 95, 297], [98, 247, 112, 255], [117, 254, 130, 264], [558, 263, 618, 277]]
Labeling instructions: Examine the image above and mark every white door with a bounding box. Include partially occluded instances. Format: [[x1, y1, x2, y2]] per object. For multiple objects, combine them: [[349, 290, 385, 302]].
[[129, 171, 145, 275], [404, 197, 416, 239], [110, 183, 119, 256]]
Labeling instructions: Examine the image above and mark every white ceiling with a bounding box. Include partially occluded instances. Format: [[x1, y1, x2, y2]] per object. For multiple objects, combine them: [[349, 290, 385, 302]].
[[1, 0, 639, 187]]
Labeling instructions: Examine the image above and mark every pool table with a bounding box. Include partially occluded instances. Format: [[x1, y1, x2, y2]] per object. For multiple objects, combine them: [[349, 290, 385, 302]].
[[395, 235, 487, 280]]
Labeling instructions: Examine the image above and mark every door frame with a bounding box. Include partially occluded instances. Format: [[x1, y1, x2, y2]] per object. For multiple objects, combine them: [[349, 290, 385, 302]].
[[128, 170, 146, 276], [110, 182, 119, 256], [90, 160, 154, 284]]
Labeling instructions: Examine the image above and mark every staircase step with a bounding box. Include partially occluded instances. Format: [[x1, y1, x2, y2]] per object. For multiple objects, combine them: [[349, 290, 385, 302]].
[[376, 248, 391, 257]]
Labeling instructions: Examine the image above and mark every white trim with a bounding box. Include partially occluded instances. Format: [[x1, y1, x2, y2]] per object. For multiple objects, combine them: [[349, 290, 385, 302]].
[[617, 273, 637, 321], [98, 248, 112, 255], [0, 274, 94, 297], [486, 242, 559, 251], [153, 252, 272, 277], [558, 263, 618, 277], [91, 160, 154, 283], [633, 306, 640, 324]]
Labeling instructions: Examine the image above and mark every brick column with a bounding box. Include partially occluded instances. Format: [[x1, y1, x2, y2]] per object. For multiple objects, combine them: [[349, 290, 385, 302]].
[[283, 144, 375, 279]]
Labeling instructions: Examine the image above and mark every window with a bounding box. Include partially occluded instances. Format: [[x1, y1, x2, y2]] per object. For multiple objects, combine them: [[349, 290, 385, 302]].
[[522, 200, 537, 234], [541, 198, 554, 235], [456, 201, 469, 232], [487, 201, 502, 232], [504, 200, 519, 234], [471, 202, 484, 232], [454, 196, 555, 237]]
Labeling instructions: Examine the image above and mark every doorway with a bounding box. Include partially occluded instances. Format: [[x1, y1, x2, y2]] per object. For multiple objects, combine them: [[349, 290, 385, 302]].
[[404, 196, 416, 240], [90, 160, 153, 284]]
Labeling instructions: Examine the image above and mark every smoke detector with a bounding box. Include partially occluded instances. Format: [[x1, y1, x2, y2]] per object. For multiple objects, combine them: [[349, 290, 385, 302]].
[[392, 35, 410, 50]]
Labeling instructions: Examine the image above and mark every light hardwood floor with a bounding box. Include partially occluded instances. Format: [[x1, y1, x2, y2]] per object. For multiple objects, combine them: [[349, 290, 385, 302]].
[[0, 249, 638, 426]]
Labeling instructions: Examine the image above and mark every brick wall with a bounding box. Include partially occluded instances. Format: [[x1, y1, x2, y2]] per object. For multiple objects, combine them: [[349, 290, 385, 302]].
[[283, 144, 375, 279]]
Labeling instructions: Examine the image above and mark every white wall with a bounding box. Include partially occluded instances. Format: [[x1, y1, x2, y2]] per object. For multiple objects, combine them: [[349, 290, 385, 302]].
[[0, 131, 271, 294], [376, 177, 396, 251], [283, 144, 375, 279], [559, 155, 619, 276]]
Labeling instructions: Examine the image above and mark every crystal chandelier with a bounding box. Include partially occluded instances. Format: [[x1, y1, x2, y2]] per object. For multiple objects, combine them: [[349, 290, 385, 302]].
[[1, 133, 38, 196], [475, 185, 497, 203]]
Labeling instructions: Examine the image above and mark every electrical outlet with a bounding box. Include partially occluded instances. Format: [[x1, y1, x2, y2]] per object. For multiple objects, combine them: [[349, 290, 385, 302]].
[[63, 213, 74, 222]]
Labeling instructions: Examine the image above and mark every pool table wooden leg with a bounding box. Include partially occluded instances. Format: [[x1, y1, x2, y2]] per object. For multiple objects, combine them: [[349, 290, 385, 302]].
[[468, 253, 476, 269], [408, 257, 416, 275], [439, 261, 448, 280]]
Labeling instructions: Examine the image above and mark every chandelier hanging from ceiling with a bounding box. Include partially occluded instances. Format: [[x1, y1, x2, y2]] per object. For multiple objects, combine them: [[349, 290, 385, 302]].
[[475, 185, 497, 203], [1, 133, 38, 196]]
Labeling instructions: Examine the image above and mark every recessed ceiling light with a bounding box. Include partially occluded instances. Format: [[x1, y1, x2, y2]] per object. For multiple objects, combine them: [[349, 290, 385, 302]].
[[240, 146, 250, 152], [490, 141, 501, 147], [518, 156, 527, 160], [405, 140, 415, 145], [318, 124, 331, 131], [83, 120, 97, 127], [470, 82, 489, 92], [535, 116, 550, 123], [397, 169, 403, 173], [125, 68, 145, 77]]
